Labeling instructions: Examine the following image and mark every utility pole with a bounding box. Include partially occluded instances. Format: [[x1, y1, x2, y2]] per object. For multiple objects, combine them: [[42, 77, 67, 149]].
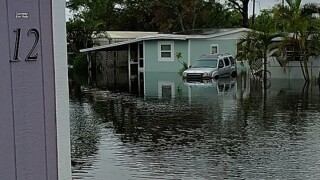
[[282, 0, 285, 31], [252, 0, 256, 28]]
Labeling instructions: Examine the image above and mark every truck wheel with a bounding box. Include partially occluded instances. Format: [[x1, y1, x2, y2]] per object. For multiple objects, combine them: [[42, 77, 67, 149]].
[[231, 71, 237, 77]]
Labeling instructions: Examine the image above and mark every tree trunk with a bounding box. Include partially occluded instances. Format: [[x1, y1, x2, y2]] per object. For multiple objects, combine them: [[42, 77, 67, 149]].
[[192, 1, 197, 29], [299, 60, 306, 81], [177, 13, 185, 31], [300, 38, 309, 82], [174, 7, 185, 31], [242, 1, 249, 28], [192, 12, 197, 29], [263, 53, 268, 92], [303, 54, 310, 82], [263, 54, 267, 81]]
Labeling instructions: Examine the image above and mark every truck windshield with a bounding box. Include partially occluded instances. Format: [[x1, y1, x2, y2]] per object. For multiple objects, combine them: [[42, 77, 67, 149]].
[[192, 59, 217, 68]]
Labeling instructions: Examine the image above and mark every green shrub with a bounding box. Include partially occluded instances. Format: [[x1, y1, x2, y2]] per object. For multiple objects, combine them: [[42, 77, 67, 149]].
[[73, 53, 88, 73], [176, 52, 188, 76], [178, 61, 188, 75]]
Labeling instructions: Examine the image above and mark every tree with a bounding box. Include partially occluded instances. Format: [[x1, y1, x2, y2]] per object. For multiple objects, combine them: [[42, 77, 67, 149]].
[[67, 16, 103, 52], [67, 0, 121, 31], [252, 9, 284, 32], [200, 2, 242, 28], [226, 0, 250, 28], [154, 0, 207, 32], [237, 31, 283, 81], [115, 0, 158, 31], [66, 0, 123, 53], [237, 12, 283, 84], [66, 0, 243, 33], [275, 0, 320, 81]]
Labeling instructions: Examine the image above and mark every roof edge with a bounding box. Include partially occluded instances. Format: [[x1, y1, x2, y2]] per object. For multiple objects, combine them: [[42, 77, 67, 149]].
[[187, 28, 252, 39], [80, 34, 187, 52], [80, 38, 142, 52]]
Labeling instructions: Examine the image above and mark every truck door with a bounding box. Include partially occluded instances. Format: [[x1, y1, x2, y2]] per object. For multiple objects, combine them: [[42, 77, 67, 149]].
[[223, 57, 231, 76], [218, 59, 225, 76]]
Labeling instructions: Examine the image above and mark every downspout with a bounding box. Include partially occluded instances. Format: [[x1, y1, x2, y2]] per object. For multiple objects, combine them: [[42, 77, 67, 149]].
[[252, 0, 256, 29], [128, 44, 131, 93], [87, 52, 90, 74], [188, 39, 191, 67], [143, 41, 146, 97], [188, 39, 191, 104]]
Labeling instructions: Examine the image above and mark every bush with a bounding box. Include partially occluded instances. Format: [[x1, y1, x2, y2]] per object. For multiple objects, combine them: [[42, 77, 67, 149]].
[[178, 61, 188, 75], [73, 53, 88, 73], [176, 52, 188, 76]]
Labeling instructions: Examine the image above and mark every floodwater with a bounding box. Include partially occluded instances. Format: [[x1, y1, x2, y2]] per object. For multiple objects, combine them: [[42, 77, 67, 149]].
[[70, 72, 320, 180]]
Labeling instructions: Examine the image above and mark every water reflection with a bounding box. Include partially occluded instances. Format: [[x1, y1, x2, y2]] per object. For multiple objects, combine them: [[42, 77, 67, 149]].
[[70, 72, 320, 179]]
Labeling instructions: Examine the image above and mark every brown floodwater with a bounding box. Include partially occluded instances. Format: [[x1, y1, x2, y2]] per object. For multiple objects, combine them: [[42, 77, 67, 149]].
[[70, 73, 320, 179]]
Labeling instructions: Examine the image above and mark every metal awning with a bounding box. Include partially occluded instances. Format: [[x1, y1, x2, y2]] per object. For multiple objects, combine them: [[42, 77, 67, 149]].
[[80, 34, 187, 53], [80, 39, 142, 52]]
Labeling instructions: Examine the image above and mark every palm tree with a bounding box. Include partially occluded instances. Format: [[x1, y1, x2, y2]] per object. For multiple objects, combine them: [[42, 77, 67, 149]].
[[275, 0, 320, 81], [237, 11, 283, 83], [237, 31, 282, 83]]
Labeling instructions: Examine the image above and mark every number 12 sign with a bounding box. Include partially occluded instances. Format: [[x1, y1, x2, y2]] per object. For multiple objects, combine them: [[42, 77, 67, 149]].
[[12, 28, 40, 62]]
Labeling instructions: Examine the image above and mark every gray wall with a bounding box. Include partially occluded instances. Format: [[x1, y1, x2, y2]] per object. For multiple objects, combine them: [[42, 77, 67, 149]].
[[268, 57, 320, 79], [1, 0, 58, 179]]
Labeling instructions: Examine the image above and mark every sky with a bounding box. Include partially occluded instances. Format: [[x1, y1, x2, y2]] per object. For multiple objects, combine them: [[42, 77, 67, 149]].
[[65, 0, 320, 20], [248, 0, 320, 15]]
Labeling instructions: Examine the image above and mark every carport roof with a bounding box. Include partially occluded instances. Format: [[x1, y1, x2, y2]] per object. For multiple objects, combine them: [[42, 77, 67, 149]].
[[93, 31, 158, 39], [80, 34, 187, 52], [80, 38, 141, 52]]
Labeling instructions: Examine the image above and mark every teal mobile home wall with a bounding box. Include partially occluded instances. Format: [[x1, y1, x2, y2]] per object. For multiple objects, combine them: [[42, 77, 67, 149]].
[[144, 38, 238, 73], [144, 40, 188, 73], [189, 39, 238, 65]]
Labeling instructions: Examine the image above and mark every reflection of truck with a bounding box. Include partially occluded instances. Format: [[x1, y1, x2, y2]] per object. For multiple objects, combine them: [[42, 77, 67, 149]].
[[184, 78, 236, 95], [217, 79, 236, 95]]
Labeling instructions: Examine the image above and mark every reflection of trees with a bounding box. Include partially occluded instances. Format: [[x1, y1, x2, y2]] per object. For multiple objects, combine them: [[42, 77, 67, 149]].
[[70, 101, 102, 167], [267, 83, 317, 137], [68, 71, 89, 101], [90, 90, 252, 162], [237, 80, 264, 121], [274, 82, 311, 113], [236, 78, 318, 137], [88, 92, 254, 177], [92, 96, 207, 148]]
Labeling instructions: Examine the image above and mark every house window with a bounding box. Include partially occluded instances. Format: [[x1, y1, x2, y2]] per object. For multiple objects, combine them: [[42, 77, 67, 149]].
[[211, 44, 218, 54], [158, 41, 174, 61]]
